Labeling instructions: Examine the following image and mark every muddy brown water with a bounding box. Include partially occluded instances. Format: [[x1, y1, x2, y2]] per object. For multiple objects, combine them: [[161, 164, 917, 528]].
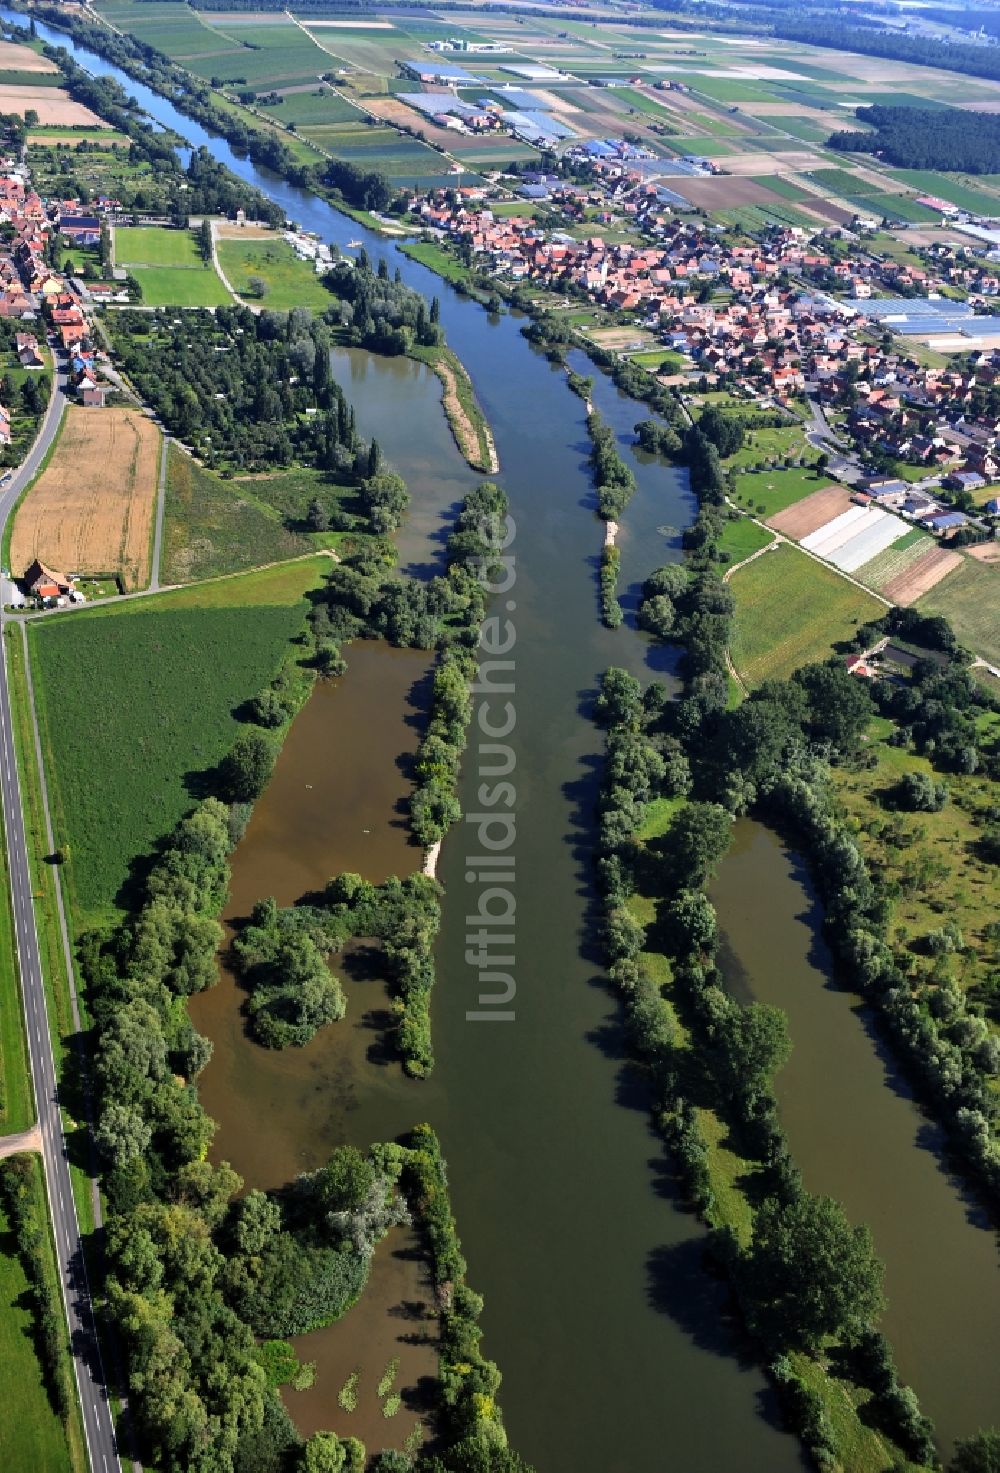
[[711, 820, 1000, 1456], [187, 641, 433, 1191], [284, 1225, 439, 1452]]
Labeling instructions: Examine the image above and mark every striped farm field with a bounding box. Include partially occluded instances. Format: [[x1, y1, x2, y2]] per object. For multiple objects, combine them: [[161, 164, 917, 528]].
[[883, 545, 963, 606], [855, 529, 932, 591], [767, 483, 855, 538]]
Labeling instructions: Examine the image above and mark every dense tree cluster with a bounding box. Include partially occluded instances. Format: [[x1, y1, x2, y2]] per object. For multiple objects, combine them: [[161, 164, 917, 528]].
[[233, 872, 441, 1074], [110, 307, 367, 474], [587, 410, 636, 521], [0, 1157, 73, 1423], [829, 105, 1000, 174], [324, 253, 443, 357]]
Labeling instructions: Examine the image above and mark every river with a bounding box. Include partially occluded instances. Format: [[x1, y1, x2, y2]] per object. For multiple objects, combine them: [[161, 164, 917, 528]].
[[17, 13, 991, 1469]]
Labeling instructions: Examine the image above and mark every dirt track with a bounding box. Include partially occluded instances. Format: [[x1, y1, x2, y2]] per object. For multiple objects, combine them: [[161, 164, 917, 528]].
[[11, 407, 161, 590]]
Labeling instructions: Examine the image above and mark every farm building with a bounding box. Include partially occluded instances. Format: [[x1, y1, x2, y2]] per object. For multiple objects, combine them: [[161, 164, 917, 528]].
[[23, 558, 74, 599]]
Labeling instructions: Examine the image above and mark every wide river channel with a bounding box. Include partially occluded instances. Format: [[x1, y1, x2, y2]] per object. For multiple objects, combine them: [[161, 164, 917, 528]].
[[15, 14, 998, 1466]]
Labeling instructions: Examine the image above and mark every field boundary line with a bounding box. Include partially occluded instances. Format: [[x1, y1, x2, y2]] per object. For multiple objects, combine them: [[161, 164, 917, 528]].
[[150, 435, 168, 591]]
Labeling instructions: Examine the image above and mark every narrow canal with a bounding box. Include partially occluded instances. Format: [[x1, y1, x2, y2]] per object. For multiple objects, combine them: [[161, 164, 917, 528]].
[[15, 13, 998, 1467]]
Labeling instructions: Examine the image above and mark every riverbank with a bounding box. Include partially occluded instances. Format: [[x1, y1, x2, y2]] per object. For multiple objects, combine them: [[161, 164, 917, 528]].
[[412, 344, 498, 475]]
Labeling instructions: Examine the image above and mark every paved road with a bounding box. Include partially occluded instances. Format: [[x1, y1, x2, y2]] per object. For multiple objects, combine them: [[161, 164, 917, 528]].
[[0, 359, 120, 1473]]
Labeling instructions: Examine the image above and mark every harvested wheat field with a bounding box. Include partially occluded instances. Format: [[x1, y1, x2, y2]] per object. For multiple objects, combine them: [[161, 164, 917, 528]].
[[0, 40, 58, 71], [968, 540, 1000, 564], [882, 545, 962, 605], [720, 151, 826, 176], [11, 408, 160, 590], [0, 84, 105, 126], [767, 484, 855, 538]]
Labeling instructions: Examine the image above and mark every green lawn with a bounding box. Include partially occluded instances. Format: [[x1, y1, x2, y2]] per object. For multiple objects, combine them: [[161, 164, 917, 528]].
[[717, 513, 774, 565], [731, 465, 831, 519], [723, 424, 809, 471], [730, 542, 883, 687], [163, 448, 345, 583], [917, 556, 1000, 668], [216, 235, 334, 312], [130, 265, 231, 308], [29, 573, 323, 927], [115, 225, 205, 268], [0, 1156, 83, 1473], [627, 349, 684, 372], [115, 226, 232, 306]]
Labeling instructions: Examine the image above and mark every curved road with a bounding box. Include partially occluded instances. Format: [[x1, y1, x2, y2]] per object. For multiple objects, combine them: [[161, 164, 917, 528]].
[[0, 356, 120, 1473]]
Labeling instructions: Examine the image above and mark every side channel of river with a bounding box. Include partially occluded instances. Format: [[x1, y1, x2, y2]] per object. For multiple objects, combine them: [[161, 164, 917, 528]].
[[20, 14, 998, 1467], [712, 821, 1000, 1456]]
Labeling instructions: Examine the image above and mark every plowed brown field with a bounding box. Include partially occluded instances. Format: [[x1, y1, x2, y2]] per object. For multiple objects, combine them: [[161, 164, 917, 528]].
[[11, 407, 160, 590], [882, 545, 962, 605], [767, 484, 855, 538]]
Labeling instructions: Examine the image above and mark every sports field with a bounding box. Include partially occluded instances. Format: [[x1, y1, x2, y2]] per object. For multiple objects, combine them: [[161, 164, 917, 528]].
[[115, 225, 231, 306], [29, 560, 326, 924], [729, 542, 884, 687], [10, 408, 161, 591]]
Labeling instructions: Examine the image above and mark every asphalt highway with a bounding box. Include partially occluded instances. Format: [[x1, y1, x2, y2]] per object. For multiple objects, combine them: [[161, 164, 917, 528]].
[[0, 361, 120, 1473]]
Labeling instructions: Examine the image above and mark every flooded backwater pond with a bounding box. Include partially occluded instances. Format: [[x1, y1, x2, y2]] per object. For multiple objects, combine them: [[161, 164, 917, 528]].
[[188, 640, 433, 1191], [711, 820, 1000, 1455]]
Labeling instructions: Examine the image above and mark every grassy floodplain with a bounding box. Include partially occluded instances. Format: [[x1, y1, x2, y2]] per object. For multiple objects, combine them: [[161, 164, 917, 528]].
[[215, 234, 334, 312], [163, 448, 347, 582], [729, 542, 884, 687], [28, 560, 327, 928], [833, 724, 1000, 1004]]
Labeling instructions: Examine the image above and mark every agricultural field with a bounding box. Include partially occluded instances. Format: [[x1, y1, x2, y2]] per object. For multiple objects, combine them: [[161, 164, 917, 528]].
[[0, 85, 104, 127], [29, 563, 325, 925], [882, 545, 964, 605], [729, 541, 884, 687], [215, 233, 335, 311], [916, 556, 1000, 667], [884, 170, 1000, 216], [115, 224, 232, 307], [767, 484, 856, 539], [0, 1155, 85, 1473], [854, 527, 932, 592], [162, 448, 337, 583], [0, 40, 58, 74], [9, 408, 161, 592]]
